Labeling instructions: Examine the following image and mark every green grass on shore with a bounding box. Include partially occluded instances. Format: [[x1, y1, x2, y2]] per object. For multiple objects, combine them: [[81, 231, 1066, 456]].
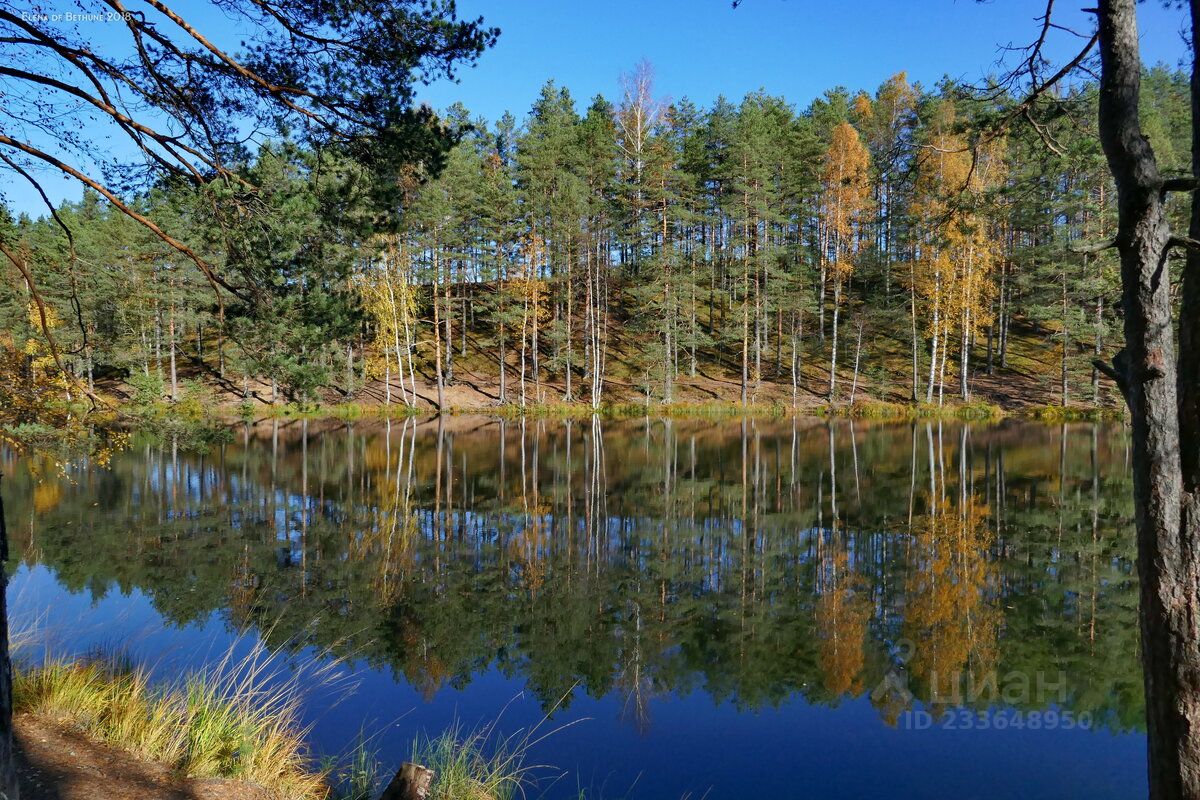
[[817, 400, 1005, 420], [1017, 404, 1126, 422], [246, 401, 422, 423], [471, 399, 794, 421], [129, 395, 1130, 426]]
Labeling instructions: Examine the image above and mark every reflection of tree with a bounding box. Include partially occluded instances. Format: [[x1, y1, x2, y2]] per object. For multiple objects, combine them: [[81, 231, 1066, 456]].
[[815, 549, 870, 698], [904, 495, 998, 710], [617, 601, 654, 735], [361, 419, 419, 606], [228, 546, 259, 628], [4, 418, 1143, 729]]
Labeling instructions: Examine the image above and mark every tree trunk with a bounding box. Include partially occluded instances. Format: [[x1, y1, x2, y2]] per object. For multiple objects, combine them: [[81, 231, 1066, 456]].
[[0, 473, 17, 800], [1182, 0, 1200, 494], [1062, 262, 1070, 407], [850, 314, 864, 404], [499, 316, 507, 404], [792, 311, 802, 409], [1096, 3, 1200, 797], [443, 266, 454, 386], [168, 290, 178, 402], [741, 257, 749, 406], [566, 242, 574, 403], [960, 317, 970, 400], [910, 261, 920, 401], [986, 316, 995, 377], [828, 282, 841, 402], [432, 248, 446, 411], [999, 262, 1010, 369], [1094, 286, 1105, 407]]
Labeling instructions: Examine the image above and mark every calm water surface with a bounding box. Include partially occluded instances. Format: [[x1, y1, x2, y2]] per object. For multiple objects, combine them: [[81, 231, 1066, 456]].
[[3, 417, 1146, 799]]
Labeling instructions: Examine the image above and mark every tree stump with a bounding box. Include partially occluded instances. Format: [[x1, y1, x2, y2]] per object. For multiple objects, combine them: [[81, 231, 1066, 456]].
[[379, 762, 434, 800]]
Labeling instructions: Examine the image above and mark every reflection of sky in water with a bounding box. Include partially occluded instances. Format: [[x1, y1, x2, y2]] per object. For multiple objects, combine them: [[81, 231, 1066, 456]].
[[11, 559, 1145, 800]]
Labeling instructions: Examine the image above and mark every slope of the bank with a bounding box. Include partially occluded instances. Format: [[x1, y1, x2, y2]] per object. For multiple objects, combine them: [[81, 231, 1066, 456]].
[[15, 713, 275, 800]]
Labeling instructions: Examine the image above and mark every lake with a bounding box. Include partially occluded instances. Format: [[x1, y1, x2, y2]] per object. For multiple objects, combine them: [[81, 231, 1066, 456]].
[[1, 416, 1147, 799]]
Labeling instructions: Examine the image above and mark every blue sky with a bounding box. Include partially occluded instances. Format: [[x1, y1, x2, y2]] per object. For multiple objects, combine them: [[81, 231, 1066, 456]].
[[3, 0, 1191, 216], [414, 0, 1190, 120]]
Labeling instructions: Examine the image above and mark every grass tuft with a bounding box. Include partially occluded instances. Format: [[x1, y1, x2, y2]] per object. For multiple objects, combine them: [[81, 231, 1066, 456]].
[[14, 644, 329, 799], [414, 719, 545, 800]]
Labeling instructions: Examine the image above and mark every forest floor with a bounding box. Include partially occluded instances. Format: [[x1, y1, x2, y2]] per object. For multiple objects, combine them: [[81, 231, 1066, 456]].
[[102, 319, 1125, 420], [14, 714, 274, 800]]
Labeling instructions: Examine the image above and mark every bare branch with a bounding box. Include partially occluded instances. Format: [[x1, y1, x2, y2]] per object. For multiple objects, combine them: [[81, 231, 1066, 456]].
[[1071, 238, 1118, 253], [1162, 176, 1199, 193], [1092, 355, 1133, 402], [1168, 234, 1200, 251], [1092, 357, 1123, 384]]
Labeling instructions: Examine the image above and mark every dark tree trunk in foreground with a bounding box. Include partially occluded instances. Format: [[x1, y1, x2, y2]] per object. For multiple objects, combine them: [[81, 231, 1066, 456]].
[[1096, 2, 1200, 796], [0, 474, 17, 799]]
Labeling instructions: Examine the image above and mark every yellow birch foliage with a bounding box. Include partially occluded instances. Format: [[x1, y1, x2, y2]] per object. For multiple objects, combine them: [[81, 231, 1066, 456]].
[[357, 240, 418, 380], [821, 121, 872, 282], [911, 105, 1005, 347]]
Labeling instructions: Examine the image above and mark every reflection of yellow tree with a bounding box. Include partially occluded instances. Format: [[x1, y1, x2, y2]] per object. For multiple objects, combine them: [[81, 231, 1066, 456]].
[[32, 478, 62, 515], [904, 496, 999, 709], [508, 502, 549, 596], [399, 616, 450, 701], [355, 426, 419, 606], [816, 548, 871, 697], [366, 501, 418, 607]]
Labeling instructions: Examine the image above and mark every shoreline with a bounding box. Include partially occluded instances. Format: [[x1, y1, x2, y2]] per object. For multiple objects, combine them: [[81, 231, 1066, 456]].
[[213, 397, 1127, 425], [9, 648, 554, 800]]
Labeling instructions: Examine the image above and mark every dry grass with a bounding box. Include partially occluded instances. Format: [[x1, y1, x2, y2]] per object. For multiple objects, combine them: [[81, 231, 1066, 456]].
[[13, 643, 331, 799]]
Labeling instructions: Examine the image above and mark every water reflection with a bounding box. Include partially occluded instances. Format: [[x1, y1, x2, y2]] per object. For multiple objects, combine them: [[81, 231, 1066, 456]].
[[2, 417, 1143, 737]]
